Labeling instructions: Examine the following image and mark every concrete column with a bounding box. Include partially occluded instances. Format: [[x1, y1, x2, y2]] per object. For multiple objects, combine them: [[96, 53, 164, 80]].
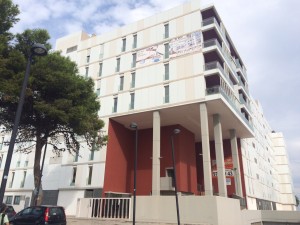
[[213, 114, 227, 197], [152, 111, 161, 196], [230, 129, 243, 197], [200, 103, 213, 196]]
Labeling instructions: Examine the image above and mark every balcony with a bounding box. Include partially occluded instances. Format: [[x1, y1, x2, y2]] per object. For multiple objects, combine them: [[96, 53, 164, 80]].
[[206, 85, 253, 131], [203, 38, 222, 50], [204, 61, 233, 88], [237, 76, 249, 95], [202, 17, 230, 48], [239, 96, 251, 113]]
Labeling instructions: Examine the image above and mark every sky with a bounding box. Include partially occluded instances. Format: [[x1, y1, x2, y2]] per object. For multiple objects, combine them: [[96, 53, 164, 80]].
[[11, 0, 300, 204]]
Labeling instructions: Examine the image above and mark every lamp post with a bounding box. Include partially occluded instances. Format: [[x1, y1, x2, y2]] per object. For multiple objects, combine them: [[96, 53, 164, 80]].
[[0, 44, 47, 204], [34, 139, 48, 206], [129, 122, 138, 225], [171, 128, 181, 225]]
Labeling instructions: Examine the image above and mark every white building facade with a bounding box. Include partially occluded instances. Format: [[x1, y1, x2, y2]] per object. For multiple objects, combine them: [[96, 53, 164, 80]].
[[0, 0, 297, 221]]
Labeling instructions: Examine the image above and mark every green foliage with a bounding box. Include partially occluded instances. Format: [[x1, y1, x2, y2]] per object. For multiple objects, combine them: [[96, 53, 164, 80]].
[[0, 29, 106, 163], [0, 0, 19, 54]]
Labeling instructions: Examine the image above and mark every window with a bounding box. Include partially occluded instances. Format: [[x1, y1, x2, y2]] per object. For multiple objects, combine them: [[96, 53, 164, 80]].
[[0, 154, 3, 168], [254, 158, 257, 164], [132, 34, 137, 49], [86, 55, 90, 63], [164, 63, 169, 80], [0, 137, 4, 150], [9, 171, 15, 188], [66, 45, 77, 53], [119, 76, 124, 91], [116, 58, 120, 72], [74, 153, 79, 162], [96, 88, 100, 96], [16, 161, 20, 167], [132, 53, 136, 68], [5, 196, 13, 204], [71, 167, 77, 186], [131, 72, 136, 88], [87, 165, 93, 185], [99, 44, 104, 59], [129, 93, 135, 110], [113, 97, 118, 113], [164, 43, 169, 59], [85, 67, 89, 77], [256, 174, 259, 180], [89, 150, 94, 161], [98, 63, 103, 76], [24, 160, 28, 167], [13, 196, 21, 205], [121, 38, 126, 52], [252, 142, 255, 148], [21, 171, 26, 188], [164, 23, 169, 38], [164, 85, 169, 103]]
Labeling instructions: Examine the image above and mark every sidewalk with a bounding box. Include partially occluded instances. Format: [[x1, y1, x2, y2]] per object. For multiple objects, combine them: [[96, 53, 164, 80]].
[[67, 217, 177, 225]]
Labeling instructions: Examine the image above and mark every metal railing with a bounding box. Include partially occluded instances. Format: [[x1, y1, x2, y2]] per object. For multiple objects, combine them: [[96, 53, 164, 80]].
[[88, 198, 131, 219]]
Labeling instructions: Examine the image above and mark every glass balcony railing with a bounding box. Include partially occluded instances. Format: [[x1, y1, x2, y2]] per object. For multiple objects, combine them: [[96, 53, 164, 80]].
[[206, 85, 253, 131], [203, 39, 222, 51], [202, 17, 230, 48], [239, 96, 251, 113], [237, 76, 249, 94], [204, 61, 233, 87]]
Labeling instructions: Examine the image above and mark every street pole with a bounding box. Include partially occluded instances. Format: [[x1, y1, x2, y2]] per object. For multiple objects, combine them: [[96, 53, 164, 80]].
[[0, 44, 47, 204], [130, 122, 138, 225], [171, 129, 181, 225], [34, 139, 48, 205]]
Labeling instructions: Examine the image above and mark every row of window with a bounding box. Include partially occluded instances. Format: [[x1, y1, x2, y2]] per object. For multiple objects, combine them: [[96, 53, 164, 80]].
[[112, 85, 170, 113], [95, 62, 170, 97], [84, 23, 169, 63], [5, 195, 21, 205], [70, 165, 93, 186], [85, 43, 171, 78], [8, 171, 27, 188]]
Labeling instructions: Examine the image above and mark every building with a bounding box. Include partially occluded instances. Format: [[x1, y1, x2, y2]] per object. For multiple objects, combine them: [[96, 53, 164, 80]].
[[0, 0, 298, 224]]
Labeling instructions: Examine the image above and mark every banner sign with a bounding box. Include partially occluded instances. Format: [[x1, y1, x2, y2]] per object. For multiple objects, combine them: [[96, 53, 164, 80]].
[[136, 31, 202, 66], [136, 45, 164, 65], [169, 31, 201, 58]]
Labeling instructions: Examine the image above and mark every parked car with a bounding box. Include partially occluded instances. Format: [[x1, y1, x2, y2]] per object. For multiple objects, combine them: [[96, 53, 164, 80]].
[[9, 205, 66, 225], [5, 205, 16, 220]]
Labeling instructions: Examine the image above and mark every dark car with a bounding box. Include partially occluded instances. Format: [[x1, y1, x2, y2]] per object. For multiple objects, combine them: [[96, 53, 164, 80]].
[[9, 205, 66, 225], [5, 205, 16, 220]]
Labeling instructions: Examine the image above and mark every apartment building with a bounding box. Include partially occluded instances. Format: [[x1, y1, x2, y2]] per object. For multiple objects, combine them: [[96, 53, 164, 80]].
[[0, 0, 297, 223]]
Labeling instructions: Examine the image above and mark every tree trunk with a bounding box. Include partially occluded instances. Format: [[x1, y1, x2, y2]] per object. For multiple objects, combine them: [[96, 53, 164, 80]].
[[33, 135, 45, 205]]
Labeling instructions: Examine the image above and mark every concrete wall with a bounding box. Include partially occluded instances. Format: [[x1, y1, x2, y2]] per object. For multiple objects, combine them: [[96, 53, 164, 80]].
[[136, 196, 242, 225]]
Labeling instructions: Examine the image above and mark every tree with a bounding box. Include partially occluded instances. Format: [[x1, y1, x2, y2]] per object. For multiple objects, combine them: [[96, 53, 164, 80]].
[[0, 0, 19, 54], [0, 29, 106, 203]]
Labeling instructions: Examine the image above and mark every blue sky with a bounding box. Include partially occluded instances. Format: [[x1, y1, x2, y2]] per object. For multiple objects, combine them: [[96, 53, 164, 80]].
[[11, 0, 300, 202]]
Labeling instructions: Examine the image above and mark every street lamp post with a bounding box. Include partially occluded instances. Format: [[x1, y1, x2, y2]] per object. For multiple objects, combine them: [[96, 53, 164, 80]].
[[129, 122, 138, 225], [0, 44, 47, 204], [171, 128, 181, 225]]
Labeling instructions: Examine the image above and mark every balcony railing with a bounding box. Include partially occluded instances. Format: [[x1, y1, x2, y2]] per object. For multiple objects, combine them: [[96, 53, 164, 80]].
[[237, 76, 249, 94], [239, 96, 251, 113], [203, 39, 222, 50], [204, 61, 233, 87], [206, 86, 253, 131], [202, 17, 230, 47]]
